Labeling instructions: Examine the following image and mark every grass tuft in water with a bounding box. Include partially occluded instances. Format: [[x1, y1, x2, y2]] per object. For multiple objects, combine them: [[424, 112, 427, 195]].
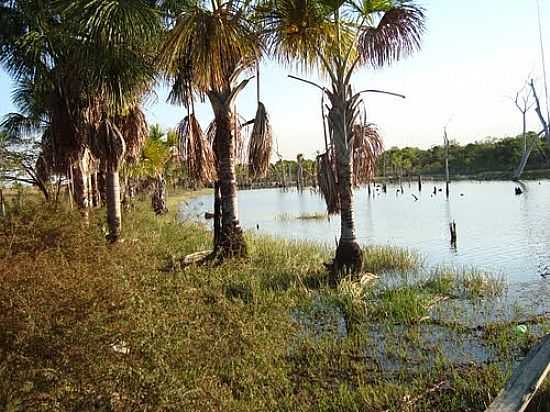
[[363, 245, 423, 274], [423, 266, 506, 299], [275, 212, 328, 221]]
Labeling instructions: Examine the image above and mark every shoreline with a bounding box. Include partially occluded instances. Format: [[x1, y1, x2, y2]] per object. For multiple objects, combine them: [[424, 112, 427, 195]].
[[2, 192, 547, 410]]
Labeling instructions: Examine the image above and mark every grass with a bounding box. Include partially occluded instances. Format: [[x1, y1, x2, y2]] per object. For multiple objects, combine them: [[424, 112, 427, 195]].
[[423, 266, 506, 299], [0, 192, 548, 411], [275, 211, 328, 221], [363, 245, 422, 274]]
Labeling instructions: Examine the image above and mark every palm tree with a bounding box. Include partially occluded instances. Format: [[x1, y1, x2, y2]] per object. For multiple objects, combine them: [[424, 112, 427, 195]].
[[160, 0, 266, 258], [61, 0, 160, 241], [127, 125, 173, 214], [260, 0, 424, 275], [0, 1, 101, 215]]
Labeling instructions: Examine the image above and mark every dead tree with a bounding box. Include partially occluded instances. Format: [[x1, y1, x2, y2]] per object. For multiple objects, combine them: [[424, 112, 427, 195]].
[[512, 82, 536, 180], [296, 153, 304, 190], [443, 127, 450, 198], [513, 79, 550, 180]]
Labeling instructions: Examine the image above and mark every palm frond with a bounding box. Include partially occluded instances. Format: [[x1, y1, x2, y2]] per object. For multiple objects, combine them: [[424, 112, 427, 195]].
[[258, 0, 350, 72], [352, 122, 383, 185], [115, 106, 148, 164], [317, 151, 339, 214], [358, 2, 425, 67], [159, 2, 261, 92], [176, 113, 217, 184], [248, 102, 273, 178], [1, 112, 43, 141], [91, 116, 126, 171]]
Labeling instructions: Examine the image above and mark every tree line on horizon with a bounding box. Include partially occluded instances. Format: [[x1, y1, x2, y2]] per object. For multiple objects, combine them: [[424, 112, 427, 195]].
[[379, 132, 550, 178]]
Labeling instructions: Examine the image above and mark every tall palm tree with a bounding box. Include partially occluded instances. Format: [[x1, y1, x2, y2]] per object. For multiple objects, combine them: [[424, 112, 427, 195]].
[[0, 0, 100, 214], [160, 0, 265, 258], [260, 0, 424, 275], [61, 0, 160, 241]]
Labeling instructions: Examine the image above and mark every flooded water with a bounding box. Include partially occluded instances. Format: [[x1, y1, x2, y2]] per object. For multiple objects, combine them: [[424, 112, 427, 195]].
[[184, 180, 550, 296]]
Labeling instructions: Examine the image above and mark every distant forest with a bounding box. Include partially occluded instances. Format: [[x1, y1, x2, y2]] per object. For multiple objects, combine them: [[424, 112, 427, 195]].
[[240, 132, 550, 186], [377, 132, 550, 177]]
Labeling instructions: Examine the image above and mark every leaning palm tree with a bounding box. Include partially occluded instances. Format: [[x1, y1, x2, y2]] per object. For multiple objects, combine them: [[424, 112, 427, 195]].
[[160, 0, 267, 258], [260, 0, 424, 275]]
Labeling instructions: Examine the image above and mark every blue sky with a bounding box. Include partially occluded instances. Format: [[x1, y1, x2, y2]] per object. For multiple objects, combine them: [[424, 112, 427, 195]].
[[1, 0, 549, 159]]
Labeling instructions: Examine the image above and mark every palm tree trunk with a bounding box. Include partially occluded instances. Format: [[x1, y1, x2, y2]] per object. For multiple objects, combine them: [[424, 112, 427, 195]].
[[105, 168, 122, 242], [334, 133, 363, 275], [213, 181, 222, 246], [71, 160, 90, 222], [209, 93, 247, 258], [216, 110, 246, 257], [329, 89, 363, 276], [152, 175, 168, 215], [91, 171, 101, 207]]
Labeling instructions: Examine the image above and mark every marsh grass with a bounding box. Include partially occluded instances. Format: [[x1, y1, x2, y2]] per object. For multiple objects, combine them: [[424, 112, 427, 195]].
[[0, 193, 548, 411], [363, 245, 422, 274], [369, 287, 435, 325], [423, 266, 507, 299], [275, 211, 328, 221]]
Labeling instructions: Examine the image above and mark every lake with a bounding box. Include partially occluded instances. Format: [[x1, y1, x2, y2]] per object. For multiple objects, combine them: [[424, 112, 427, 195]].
[[183, 180, 550, 305]]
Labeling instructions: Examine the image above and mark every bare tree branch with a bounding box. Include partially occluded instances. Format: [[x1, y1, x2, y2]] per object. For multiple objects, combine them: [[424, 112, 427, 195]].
[[530, 79, 550, 138]]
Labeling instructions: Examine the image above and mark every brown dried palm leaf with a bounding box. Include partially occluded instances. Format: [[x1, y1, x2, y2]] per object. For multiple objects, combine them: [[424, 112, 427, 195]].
[[115, 106, 148, 164], [352, 123, 383, 186], [317, 151, 339, 214], [91, 117, 126, 171], [177, 114, 216, 184], [248, 102, 273, 178], [235, 113, 251, 166], [206, 120, 217, 146]]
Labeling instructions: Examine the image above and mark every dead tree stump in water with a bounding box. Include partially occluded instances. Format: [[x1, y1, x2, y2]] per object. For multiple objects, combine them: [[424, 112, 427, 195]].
[[418, 175, 422, 192], [449, 221, 457, 246]]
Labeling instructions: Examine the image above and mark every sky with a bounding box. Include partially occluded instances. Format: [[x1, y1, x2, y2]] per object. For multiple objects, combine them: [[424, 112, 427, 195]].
[[0, 0, 549, 160]]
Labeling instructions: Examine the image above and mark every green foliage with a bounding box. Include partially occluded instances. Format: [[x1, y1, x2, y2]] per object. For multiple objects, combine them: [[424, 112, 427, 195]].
[[363, 245, 422, 273], [379, 133, 548, 176]]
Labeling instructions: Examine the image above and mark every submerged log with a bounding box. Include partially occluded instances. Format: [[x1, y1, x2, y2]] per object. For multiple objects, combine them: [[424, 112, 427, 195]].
[[486, 334, 550, 412]]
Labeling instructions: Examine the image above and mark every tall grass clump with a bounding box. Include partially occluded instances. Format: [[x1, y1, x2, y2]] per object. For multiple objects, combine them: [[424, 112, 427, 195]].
[[362, 245, 422, 274], [423, 266, 506, 299]]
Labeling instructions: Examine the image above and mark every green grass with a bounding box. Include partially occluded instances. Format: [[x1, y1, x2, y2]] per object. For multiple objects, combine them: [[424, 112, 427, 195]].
[[423, 266, 506, 299], [0, 193, 548, 411], [275, 211, 328, 221], [362, 245, 422, 274]]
